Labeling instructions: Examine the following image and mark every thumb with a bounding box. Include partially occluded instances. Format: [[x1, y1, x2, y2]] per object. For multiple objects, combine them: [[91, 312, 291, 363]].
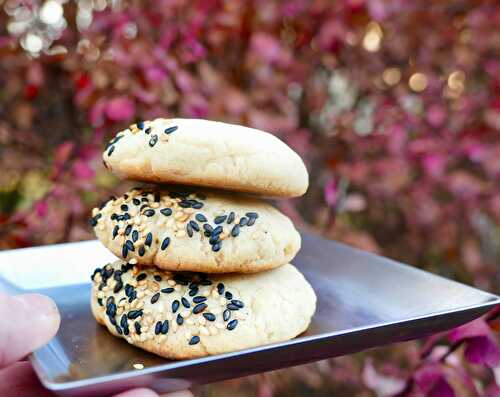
[[0, 293, 60, 368]]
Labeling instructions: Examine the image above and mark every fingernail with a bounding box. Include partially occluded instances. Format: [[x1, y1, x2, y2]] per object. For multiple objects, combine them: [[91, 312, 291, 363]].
[[14, 294, 61, 344]]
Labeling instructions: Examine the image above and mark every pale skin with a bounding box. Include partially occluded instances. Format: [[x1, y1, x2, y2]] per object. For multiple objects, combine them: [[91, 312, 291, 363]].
[[0, 292, 193, 397]]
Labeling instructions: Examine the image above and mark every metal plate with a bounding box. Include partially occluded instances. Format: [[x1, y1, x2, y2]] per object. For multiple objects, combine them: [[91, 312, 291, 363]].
[[0, 233, 498, 396]]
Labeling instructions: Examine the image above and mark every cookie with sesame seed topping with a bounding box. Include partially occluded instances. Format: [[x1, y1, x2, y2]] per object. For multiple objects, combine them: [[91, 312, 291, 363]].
[[91, 187, 301, 273], [102, 118, 309, 198], [91, 260, 316, 359]]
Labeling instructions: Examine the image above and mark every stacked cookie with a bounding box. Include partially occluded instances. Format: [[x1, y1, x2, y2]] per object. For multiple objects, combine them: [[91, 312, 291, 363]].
[[90, 118, 316, 359]]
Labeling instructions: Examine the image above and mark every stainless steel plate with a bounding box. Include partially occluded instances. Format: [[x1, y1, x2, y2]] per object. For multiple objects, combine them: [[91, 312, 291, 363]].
[[0, 233, 498, 396]]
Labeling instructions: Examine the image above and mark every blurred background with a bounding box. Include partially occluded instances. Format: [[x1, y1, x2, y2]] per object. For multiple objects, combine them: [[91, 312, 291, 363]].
[[0, 0, 499, 395]]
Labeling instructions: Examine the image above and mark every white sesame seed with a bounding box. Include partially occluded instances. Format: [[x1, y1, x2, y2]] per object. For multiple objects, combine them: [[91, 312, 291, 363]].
[[181, 310, 190, 318], [167, 279, 176, 286], [129, 258, 138, 265], [200, 326, 209, 336]]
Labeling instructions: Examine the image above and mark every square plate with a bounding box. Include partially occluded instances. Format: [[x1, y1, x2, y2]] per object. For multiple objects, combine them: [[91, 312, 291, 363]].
[[0, 233, 498, 396]]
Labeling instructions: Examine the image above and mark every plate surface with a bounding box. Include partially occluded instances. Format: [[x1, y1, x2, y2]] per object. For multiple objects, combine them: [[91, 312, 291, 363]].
[[0, 233, 498, 396]]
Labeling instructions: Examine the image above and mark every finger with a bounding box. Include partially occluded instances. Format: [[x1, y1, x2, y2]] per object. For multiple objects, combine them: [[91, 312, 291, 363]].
[[113, 388, 159, 397], [0, 361, 57, 397], [0, 293, 60, 368]]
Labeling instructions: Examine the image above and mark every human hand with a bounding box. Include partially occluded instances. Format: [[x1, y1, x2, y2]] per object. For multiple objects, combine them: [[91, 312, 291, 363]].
[[0, 292, 192, 397]]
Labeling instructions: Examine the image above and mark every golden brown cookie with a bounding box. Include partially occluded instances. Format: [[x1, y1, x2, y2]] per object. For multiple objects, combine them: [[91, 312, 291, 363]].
[[91, 260, 316, 359], [102, 118, 308, 198], [91, 187, 301, 273]]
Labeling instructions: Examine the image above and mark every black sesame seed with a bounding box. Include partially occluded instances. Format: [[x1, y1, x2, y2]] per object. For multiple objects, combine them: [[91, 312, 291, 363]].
[[203, 313, 216, 322], [115, 325, 123, 335], [223, 309, 231, 321], [227, 303, 240, 311], [189, 220, 200, 232], [161, 320, 169, 334], [145, 127, 151, 135], [231, 224, 240, 237], [225, 291, 233, 300], [200, 279, 212, 286], [106, 303, 117, 317], [127, 309, 143, 320], [113, 270, 122, 280], [227, 319, 238, 330], [134, 321, 142, 334], [214, 215, 227, 224], [217, 283, 225, 294], [209, 234, 220, 245], [112, 225, 119, 239], [97, 298, 103, 306], [109, 316, 117, 326], [125, 284, 134, 297], [133, 198, 141, 206], [123, 194, 129, 199], [91, 268, 102, 281], [151, 293, 160, 304], [107, 145, 115, 156], [178, 200, 191, 208], [189, 288, 198, 297], [212, 242, 222, 252], [160, 208, 172, 216], [195, 214, 207, 222], [212, 225, 223, 235], [120, 314, 128, 328], [181, 297, 190, 308], [193, 296, 207, 303], [193, 303, 207, 314], [149, 135, 158, 147], [128, 290, 137, 302], [239, 217, 248, 226], [176, 314, 183, 325], [227, 212, 235, 224], [186, 223, 193, 237], [144, 209, 155, 217], [114, 280, 123, 293], [161, 287, 174, 294], [172, 300, 180, 313], [138, 245, 146, 256], [132, 230, 139, 242], [137, 121, 145, 129], [164, 126, 178, 134], [246, 212, 259, 219], [123, 213, 131, 221], [122, 244, 128, 258], [189, 335, 200, 345], [125, 240, 135, 252], [103, 267, 114, 280], [247, 217, 256, 226], [110, 213, 118, 220], [192, 202, 203, 209], [189, 282, 198, 289], [161, 237, 170, 250], [137, 273, 147, 281], [125, 224, 132, 236], [121, 204, 129, 211], [106, 296, 115, 305], [145, 232, 153, 247], [155, 321, 162, 335], [173, 276, 189, 285], [154, 275, 162, 282], [231, 299, 244, 308]]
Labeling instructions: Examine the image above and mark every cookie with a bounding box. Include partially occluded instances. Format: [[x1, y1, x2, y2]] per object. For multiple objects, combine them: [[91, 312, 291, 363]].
[[91, 260, 316, 359], [102, 118, 308, 198], [91, 187, 301, 273]]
